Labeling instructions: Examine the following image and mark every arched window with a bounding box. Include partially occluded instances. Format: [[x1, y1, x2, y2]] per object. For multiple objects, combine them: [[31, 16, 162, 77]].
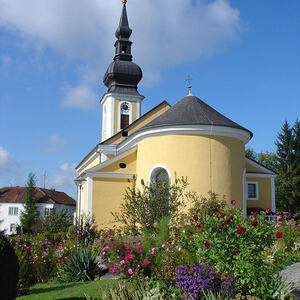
[[151, 168, 170, 185], [120, 101, 130, 129]]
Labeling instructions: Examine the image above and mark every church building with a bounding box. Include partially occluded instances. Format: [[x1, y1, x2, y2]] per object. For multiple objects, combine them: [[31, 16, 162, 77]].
[[75, 1, 277, 226]]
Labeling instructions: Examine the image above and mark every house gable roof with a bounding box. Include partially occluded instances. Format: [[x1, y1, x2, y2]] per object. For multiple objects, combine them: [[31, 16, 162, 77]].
[[0, 186, 76, 206]]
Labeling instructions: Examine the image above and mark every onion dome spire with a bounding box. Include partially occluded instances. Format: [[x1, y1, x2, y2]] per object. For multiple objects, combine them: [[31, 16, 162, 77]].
[[103, 0, 143, 96]]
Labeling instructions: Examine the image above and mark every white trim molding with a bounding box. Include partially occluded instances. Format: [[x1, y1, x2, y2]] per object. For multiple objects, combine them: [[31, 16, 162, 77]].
[[247, 181, 259, 200], [86, 177, 93, 216], [117, 125, 252, 153], [87, 147, 137, 173], [100, 92, 145, 105], [271, 177, 276, 212], [148, 164, 172, 186], [85, 172, 135, 179], [76, 151, 100, 174]]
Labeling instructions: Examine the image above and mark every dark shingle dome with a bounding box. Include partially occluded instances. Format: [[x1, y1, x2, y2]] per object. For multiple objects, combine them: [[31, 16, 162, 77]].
[[143, 95, 253, 138]]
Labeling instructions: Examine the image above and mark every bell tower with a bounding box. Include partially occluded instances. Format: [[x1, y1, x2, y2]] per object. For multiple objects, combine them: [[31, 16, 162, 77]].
[[101, 0, 144, 141]]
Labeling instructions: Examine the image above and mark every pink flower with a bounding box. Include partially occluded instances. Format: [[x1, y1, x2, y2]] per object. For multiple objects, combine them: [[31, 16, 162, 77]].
[[57, 253, 62, 259], [253, 212, 259, 218], [194, 215, 199, 221], [231, 199, 236, 205], [144, 259, 150, 265], [125, 253, 133, 261], [128, 268, 133, 275], [123, 244, 130, 250], [138, 248, 143, 254], [275, 231, 283, 239], [110, 265, 117, 273], [119, 260, 125, 266], [121, 285, 125, 290], [42, 251, 47, 256], [109, 244, 114, 250]]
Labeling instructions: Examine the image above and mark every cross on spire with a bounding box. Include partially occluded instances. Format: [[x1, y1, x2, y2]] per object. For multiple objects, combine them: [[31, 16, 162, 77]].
[[185, 75, 193, 96], [122, 0, 127, 4]]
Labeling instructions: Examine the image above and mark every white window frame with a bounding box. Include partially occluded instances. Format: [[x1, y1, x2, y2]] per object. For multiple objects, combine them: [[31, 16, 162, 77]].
[[8, 207, 18, 216], [10, 223, 17, 234], [44, 207, 54, 216], [247, 181, 259, 200]]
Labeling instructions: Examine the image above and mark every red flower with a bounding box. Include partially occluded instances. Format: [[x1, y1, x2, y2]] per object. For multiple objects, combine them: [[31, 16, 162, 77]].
[[214, 208, 219, 212], [217, 213, 225, 218], [196, 224, 201, 228], [204, 241, 211, 248], [252, 219, 258, 227], [161, 208, 166, 212], [275, 231, 283, 239], [194, 215, 199, 221], [225, 216, 233, 223], [253, 212, 259, 218], [236, 226, 246, 235], [267, 207, 272, 214], [123, 244, 130, 250], [235, 249, 240, 254], [231, 199, 236, 205], [212, 228, 217, 233]]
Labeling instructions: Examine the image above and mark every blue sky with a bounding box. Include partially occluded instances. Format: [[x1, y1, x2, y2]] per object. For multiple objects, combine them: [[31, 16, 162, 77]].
[[0, 0, 299, 198]]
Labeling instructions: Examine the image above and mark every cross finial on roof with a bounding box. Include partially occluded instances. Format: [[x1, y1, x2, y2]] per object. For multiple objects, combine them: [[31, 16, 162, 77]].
[[122, 0, 127, 4], [185, 75, 193, 96]]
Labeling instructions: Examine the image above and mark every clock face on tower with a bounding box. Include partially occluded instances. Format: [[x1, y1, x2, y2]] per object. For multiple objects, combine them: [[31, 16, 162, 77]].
[[121, 102, 130, 113]]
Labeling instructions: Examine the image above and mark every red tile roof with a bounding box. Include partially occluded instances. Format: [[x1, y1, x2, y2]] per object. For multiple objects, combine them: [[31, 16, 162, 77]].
[[0, 186, 76, 206]]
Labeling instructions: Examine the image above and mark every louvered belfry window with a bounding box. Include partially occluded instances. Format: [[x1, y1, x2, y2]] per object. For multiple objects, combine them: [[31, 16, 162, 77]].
[[121, 114, 129, 129]]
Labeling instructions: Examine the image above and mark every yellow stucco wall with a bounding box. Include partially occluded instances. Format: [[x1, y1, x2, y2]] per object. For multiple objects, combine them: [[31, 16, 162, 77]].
[[136, 134, 245, 208], [246, 177, 272, 209], [100, 151, 137, 173], [246, 162, 263, 173], [92, 177, 133, 226]]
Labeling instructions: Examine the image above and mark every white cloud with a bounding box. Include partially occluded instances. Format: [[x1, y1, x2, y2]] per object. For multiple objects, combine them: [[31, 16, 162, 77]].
[[61, 84, 98, 109], [43, 134, 67, 153], [0, 146, 16, 174], [49, 162, 77, 191], [0, 0, 242, 105], [0, 54, 11, 66]]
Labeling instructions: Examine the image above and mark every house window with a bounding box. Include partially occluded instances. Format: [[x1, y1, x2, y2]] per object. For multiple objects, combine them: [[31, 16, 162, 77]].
[[44, 207, 54, 216], [10, 224, 17, 234], [151, 168, 170, 185], [247, 182, 258, 200], [8, 207, 18, 216]]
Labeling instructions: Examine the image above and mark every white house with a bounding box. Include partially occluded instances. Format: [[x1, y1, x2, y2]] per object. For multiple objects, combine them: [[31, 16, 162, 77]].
[[0, 186, 76, 234]]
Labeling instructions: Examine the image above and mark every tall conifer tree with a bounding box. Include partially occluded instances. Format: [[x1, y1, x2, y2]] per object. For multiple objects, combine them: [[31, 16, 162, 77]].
[[275, 120, 294, 212], [20, 172, 37, 233]]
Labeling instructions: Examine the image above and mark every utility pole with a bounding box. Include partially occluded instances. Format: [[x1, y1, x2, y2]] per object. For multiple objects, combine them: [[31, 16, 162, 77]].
[[43, 171, 47, 188]]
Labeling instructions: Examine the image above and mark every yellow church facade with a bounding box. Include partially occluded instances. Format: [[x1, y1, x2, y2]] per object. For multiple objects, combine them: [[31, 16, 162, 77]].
[[75, 2, 276, 227]]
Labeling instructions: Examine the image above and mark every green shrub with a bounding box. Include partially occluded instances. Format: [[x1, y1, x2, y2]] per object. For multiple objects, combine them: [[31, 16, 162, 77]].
[[0, 231, 19, 300], [38, 210, 73, 234], [177, 202, 277, 296], [61, 247, 99, 282]]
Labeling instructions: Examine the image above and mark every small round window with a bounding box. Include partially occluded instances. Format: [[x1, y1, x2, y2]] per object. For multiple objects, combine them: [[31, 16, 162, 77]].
[[151, 168, 169, 185]]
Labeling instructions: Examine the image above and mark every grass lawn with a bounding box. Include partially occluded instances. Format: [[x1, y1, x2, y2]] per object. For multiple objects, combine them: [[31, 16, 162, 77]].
[[17, 280, 119, 300]]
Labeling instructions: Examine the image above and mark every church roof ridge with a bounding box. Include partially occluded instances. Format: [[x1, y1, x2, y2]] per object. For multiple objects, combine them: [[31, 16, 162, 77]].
[[141, 95, 253, 138]]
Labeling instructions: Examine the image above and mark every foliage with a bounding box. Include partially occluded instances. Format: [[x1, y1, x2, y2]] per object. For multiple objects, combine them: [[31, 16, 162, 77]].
[[20, 172, 38, 233], [177, 202, 278, 296], [0, 231, 19, 300], [175, 264, 236, 299], [188, 190, 227, 218], [59, 246, 99, 282], [75, 214, 99, 246], [275, 119, 300, 213], [11, 231, 76, 285], [112, 177, 189, 235], [37, 209, 73, 234]]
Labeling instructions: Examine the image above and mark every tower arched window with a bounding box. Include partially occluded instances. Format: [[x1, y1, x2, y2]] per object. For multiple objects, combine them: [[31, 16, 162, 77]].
[[120, 101, 131, 129], [150, 167, 170, 185]]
